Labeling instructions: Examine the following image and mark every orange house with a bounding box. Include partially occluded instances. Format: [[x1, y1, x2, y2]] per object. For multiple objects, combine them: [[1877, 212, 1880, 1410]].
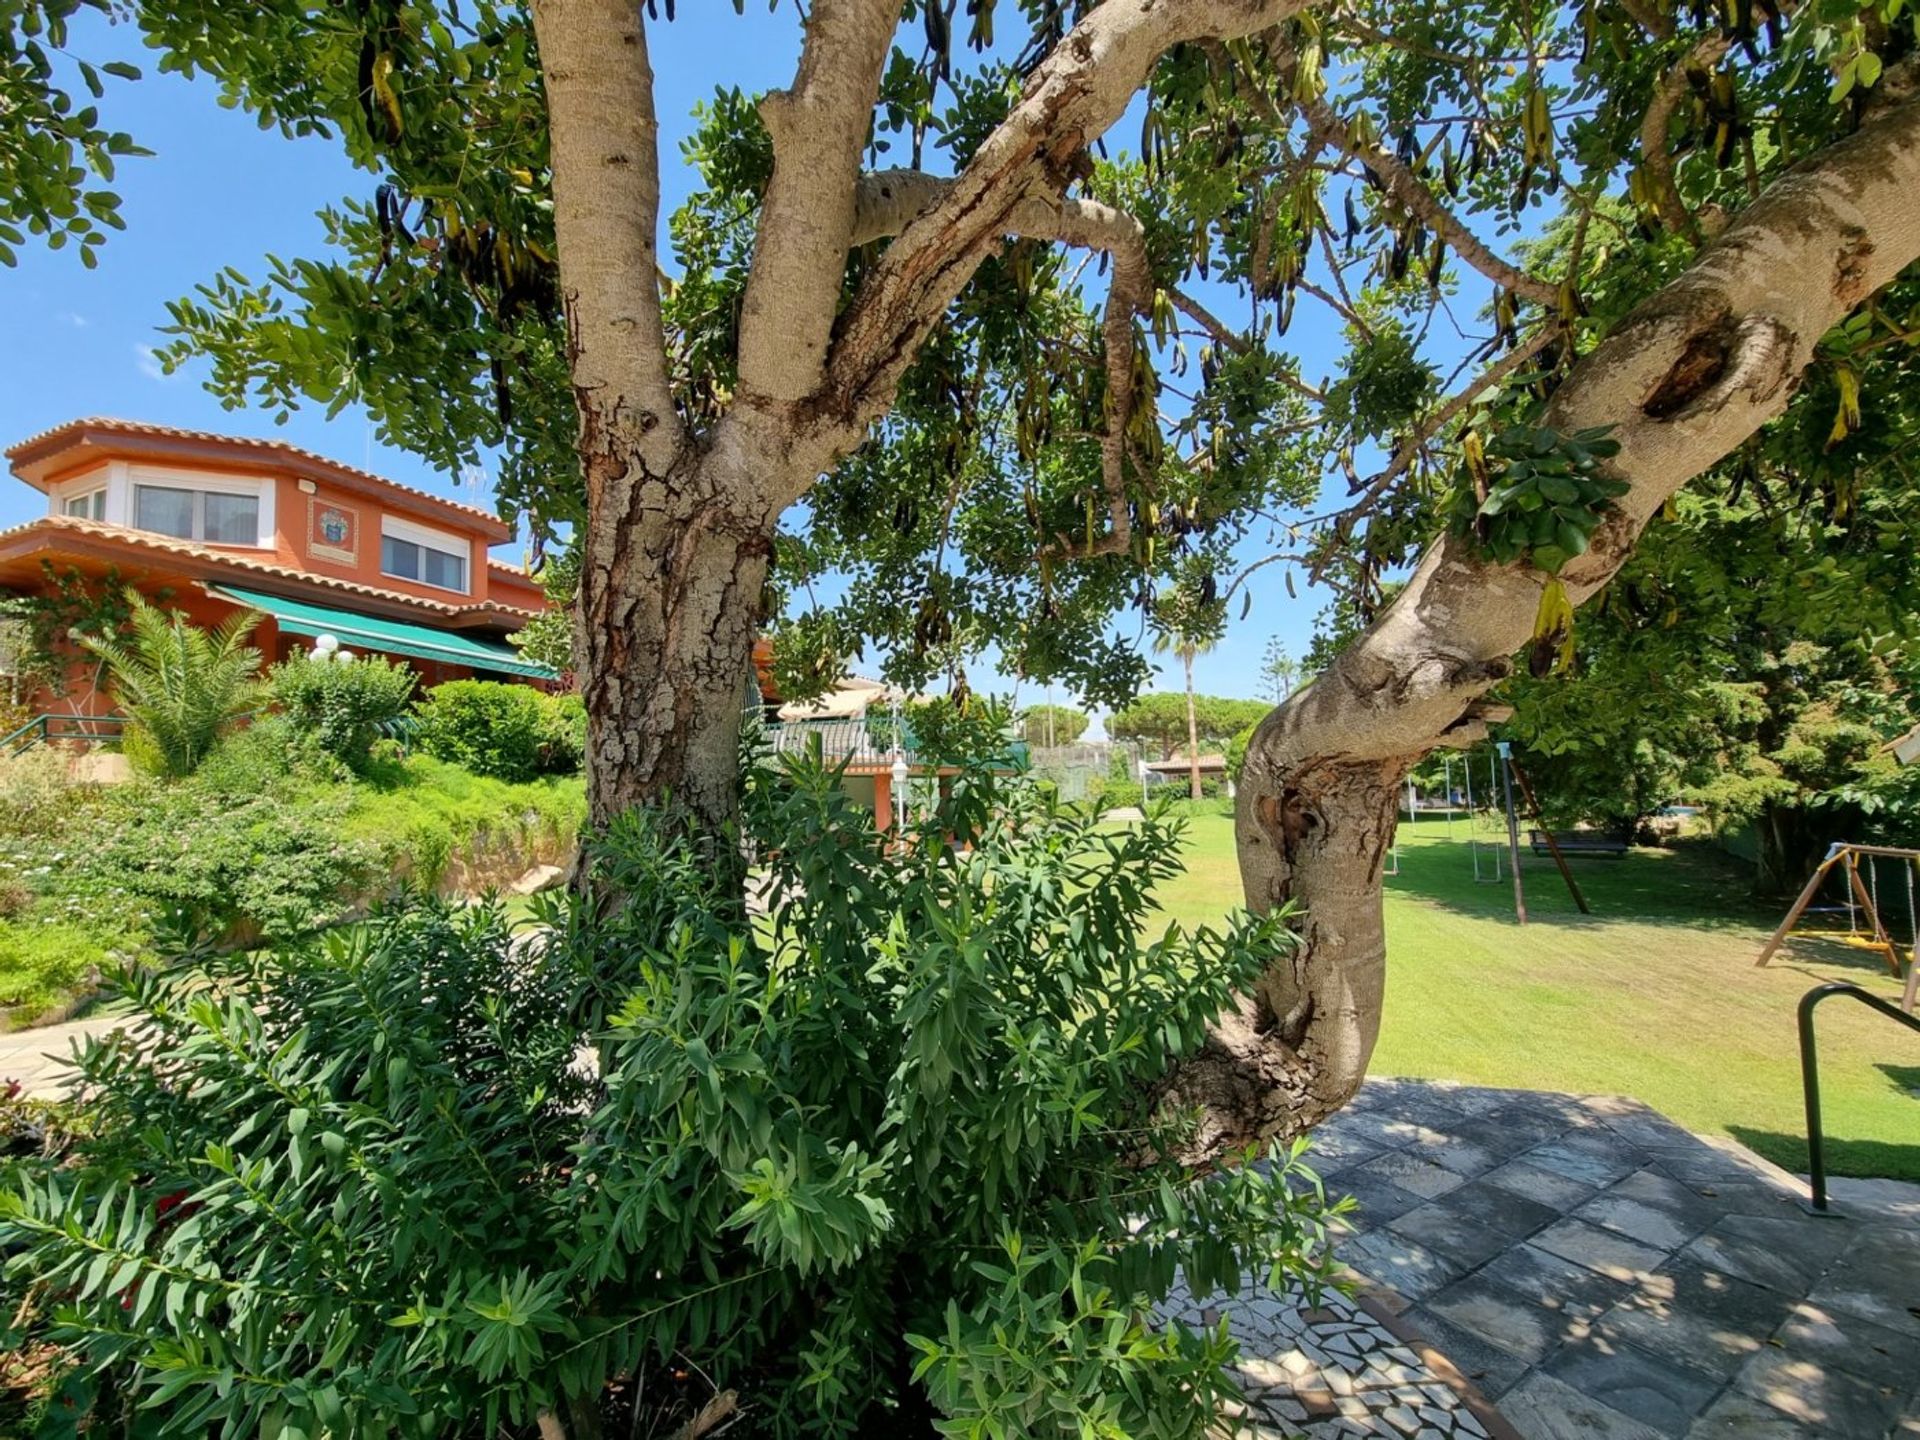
[[1, 418, 557, 718]]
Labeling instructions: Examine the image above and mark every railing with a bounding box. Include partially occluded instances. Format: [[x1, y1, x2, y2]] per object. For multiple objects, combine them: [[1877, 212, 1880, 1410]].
[[758, 716, 1030, 770], [1797, 981, 1920, 1213], [1, 712, 128, 755], [763, 716, 910, 764]]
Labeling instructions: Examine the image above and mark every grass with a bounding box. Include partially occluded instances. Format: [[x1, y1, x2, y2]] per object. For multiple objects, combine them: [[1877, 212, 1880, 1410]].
[[1154, 812, 1920, 1184], [340, 754, 586, 890]]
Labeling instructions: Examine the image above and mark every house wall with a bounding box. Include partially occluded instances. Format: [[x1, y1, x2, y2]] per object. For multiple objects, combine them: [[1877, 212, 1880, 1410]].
[[28, 585, 487, 721], [22, 575, 284, 721], [38, 457, 531, 609]]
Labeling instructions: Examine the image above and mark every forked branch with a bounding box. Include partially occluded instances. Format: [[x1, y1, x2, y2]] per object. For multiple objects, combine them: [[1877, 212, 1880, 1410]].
[[1270, 34, 1559, 306], [814, 0, 1310, 469]]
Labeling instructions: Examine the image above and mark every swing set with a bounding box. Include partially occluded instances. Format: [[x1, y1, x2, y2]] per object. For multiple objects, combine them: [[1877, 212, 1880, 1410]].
[[1756, 842, 1920, 1014]]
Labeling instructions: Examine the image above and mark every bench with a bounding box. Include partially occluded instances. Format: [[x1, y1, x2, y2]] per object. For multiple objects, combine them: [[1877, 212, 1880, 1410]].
[[1529, 829, 1628, 858]]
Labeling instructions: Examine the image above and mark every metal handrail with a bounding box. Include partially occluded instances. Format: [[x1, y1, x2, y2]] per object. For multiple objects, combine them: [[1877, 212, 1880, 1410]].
[[1798, 981, 1920, 1213], [1, 712, 128, 755], [762, 716, 909, 763]]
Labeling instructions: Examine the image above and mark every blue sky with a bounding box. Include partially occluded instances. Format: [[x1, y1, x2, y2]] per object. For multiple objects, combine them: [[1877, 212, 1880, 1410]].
[[0, 5, 1337, 715]]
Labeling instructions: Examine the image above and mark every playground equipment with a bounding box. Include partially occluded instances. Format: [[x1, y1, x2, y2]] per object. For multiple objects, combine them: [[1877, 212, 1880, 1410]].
[[1402, 755, 1467, 835], [1757, 842, 1919, 1014]]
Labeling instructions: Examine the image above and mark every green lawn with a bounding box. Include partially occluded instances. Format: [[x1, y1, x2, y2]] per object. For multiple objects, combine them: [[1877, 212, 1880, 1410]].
[[1154, 812, 1920, 1183]]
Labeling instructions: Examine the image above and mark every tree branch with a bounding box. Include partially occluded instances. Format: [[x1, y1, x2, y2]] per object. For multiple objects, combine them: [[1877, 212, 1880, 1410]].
[[1173, 97, 1920, 1157], [736, 0, 905, 407], [531, 0, 681, 475], [1169, 287, 1327, 404], [1274, 35, 1559, 307], [1336, 323, 1558, 530], [1040, 197, 1151, 559], [809, 0, 1309, 477], [850, 168, 956, 246], [1640, 35, 1733, 242]]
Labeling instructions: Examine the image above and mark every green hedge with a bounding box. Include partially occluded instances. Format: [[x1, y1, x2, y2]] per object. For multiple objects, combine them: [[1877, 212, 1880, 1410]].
[[413, 680, 584, 782]]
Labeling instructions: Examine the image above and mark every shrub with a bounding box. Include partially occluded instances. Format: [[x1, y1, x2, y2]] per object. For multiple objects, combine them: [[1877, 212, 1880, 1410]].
[[80, 594, 263, 778], [63, 781, 380, 942], [188, 713, 332, 798], [0, 748, 80, 840], [539, 691, 587, 773], [2, 749, 1334, 1439], [269, 651, 417, 768], [413, 679, 547, 781]]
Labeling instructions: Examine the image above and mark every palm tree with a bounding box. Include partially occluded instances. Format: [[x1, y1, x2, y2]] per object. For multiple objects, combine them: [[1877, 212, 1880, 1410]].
[[1261, 636, 1298, 704], [83, 592, 264, 777], [1151, 582, 1227, 800]]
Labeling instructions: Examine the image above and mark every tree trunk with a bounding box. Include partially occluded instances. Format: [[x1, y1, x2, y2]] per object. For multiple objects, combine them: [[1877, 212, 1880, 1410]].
[[1153, 95, 1920, 1161], [573, 428, 775, 838], [1184, 651, 1203, 800]]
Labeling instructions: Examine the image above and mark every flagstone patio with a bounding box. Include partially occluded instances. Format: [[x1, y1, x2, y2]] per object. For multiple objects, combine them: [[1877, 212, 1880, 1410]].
[[1316, 1077, 1920, 1439]]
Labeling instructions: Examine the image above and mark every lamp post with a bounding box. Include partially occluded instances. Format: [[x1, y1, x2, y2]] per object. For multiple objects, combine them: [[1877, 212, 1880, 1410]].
[[891, 752, 908, 834]]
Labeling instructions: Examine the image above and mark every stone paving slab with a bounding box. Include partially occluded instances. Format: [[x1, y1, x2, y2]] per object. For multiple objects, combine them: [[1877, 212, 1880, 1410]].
[[1322, 1078, 1920, 1440], [0, 1013, 123, 1097]]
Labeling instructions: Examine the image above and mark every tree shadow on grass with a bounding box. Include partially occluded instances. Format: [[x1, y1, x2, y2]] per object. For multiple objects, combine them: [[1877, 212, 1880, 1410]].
[[1726, 1125, 1920, 1187], [1385, 832, 1776, 934], [1769, 940, 1919, 985], [1879, 1063, 1920, 1098]]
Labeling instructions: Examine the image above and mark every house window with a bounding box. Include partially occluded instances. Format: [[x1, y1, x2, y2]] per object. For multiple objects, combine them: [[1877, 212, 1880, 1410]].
[[62, 490, 106, 521], [381, 533, 468, 593], [133, 484, 262, 545]]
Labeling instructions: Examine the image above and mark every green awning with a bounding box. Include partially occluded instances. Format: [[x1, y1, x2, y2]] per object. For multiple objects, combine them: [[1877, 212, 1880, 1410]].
[[209, 585, 558, 680]]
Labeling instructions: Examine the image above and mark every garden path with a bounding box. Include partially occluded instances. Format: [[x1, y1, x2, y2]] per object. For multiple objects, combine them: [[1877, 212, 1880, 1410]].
[[1309, 1077, 1920, 1439], [0, 1013, 122, 1099]]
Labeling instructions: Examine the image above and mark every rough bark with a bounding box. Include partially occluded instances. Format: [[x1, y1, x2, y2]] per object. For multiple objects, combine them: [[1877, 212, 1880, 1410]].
[[572, 437, 776, 833], [1156, 96, 1920, 1158], [536, 0, 1302, 838], [536, 0, 771, 836]]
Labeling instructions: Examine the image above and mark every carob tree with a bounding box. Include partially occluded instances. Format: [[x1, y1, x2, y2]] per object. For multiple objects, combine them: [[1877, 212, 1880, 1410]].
[[17, 0, 1920, 1152]]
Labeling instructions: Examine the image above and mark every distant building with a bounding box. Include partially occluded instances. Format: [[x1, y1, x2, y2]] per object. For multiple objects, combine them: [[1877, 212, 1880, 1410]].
[[1891, 721, 1920, 767], [2, 418, 556, 716], [759, 672, 1026, 832]]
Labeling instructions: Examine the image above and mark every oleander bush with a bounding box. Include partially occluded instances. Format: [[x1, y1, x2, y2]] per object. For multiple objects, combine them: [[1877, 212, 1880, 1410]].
[[268, 652, 418, 769], [1, 745, 1333, 1440]]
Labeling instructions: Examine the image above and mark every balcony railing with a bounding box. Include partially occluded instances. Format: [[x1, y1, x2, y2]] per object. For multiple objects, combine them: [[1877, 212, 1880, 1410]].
[[757, 716, 1028, 770]]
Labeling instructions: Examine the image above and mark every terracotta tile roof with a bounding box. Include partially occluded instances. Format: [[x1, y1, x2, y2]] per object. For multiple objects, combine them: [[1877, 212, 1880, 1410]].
[[6, 417, 513, 540], [0, 515, 540, 623]]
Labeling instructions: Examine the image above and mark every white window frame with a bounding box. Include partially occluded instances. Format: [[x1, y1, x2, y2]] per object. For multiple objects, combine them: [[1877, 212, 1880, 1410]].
[[60, 487, 107, 521], [379, 513, 472, 595], [123, 464, 273, 548]]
